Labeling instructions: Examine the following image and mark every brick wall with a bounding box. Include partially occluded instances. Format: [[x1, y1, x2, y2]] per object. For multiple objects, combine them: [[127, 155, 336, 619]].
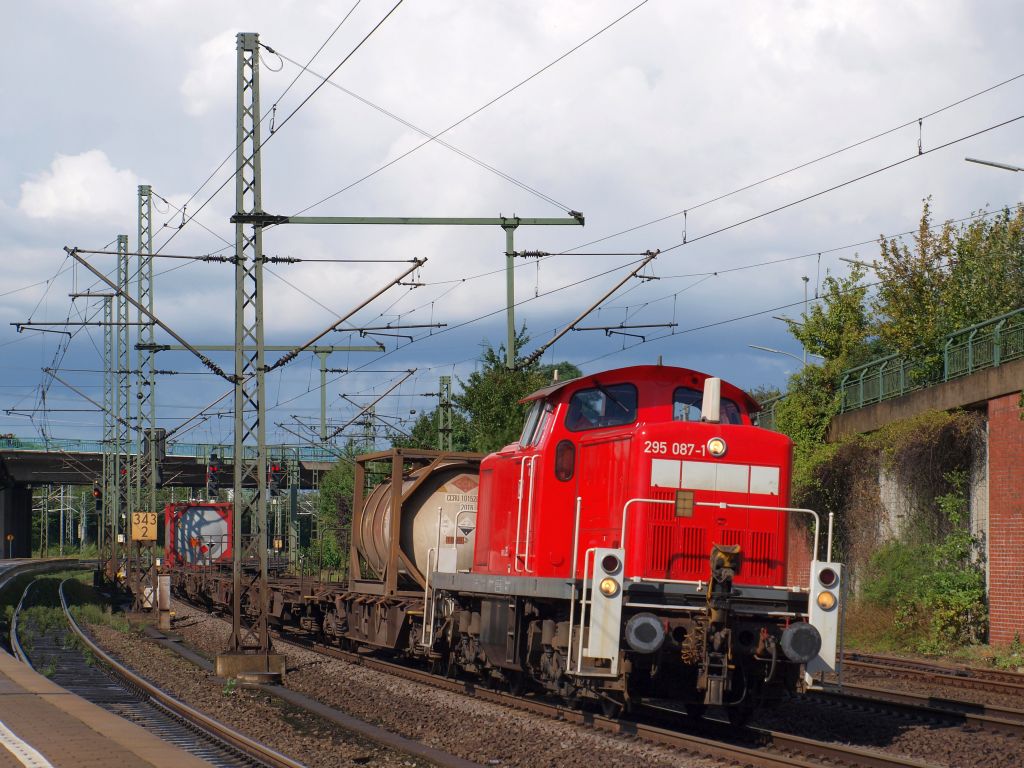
[[786, 516, 812, 587], [987, 393, 1024, 645]]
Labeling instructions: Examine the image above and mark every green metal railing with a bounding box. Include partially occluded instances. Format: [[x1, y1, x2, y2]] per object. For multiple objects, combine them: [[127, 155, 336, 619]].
[[752, 395, 785, 431], [839, 307, 1024, 412]]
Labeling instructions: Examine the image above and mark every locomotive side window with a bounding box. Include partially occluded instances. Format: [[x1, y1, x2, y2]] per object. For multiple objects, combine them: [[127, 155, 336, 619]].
[[519, 401, 552, 447], [565, 382, 638, 431], [673, 387, 743, 424]]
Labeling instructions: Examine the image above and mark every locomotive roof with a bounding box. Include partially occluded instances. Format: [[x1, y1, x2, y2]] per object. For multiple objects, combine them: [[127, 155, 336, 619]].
[[520, 364, 760, 413]]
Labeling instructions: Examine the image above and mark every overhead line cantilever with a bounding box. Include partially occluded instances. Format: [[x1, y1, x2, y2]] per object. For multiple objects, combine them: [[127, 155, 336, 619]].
[[266, 259, 426, 371], [63, 247, 232, 382]]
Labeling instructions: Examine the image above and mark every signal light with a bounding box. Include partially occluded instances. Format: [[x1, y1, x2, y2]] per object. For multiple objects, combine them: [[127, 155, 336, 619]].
[[818, 567, 838, 588], [268, 461, 287, 496], [207, 452, 223, 494], [92, 483, 102, 511]]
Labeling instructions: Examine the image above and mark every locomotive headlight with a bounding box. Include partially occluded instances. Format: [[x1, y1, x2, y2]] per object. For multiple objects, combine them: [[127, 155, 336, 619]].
[[707, 437, 727, 457], [816, 590, 837, 611], [599, 577, 620, 597]]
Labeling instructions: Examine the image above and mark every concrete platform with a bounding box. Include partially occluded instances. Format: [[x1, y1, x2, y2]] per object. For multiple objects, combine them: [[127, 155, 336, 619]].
[[0, 649, 209, 768]]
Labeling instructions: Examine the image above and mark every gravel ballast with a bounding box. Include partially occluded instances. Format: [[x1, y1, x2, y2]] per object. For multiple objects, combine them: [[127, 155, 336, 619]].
[[88, 599, 1024, 768], [90, 600, 721, 768]]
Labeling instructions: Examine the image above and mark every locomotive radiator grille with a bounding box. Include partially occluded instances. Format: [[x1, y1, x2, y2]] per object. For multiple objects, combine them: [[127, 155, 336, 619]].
[[640, 490, 776, 582]]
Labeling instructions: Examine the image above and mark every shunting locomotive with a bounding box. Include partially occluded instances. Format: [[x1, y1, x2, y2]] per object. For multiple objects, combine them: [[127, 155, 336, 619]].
[[169, 363, 842, 722]]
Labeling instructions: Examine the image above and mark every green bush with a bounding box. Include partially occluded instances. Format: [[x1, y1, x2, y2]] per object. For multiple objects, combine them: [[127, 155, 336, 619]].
[[860, 471, 986, 653]]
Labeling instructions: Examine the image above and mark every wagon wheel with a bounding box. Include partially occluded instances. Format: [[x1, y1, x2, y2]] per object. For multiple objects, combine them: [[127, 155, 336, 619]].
[[599, 693, 625, 718], [506, 670, 526, 696]]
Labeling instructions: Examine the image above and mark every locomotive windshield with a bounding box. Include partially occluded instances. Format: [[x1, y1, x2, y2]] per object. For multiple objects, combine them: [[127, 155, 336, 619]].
[[565, 382, 638, 431], [673, 386, 742, 424], [518, 400, 551, 447]]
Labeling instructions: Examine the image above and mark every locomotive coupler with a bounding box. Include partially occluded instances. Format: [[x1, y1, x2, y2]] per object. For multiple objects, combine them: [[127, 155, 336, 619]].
[[700, 544, 742, 705]]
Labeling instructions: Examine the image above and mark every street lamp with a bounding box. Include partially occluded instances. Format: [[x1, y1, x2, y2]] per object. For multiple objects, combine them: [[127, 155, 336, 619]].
[[748, 344, 823, 366], [965, 157, 1024, 173]]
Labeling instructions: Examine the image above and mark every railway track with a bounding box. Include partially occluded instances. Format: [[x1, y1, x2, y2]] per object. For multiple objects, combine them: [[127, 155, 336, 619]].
[[843, 651, 1024, 699], [254, 621, 934, 768], [810, 682, 1024, 737], [11, 573, 304, 768]]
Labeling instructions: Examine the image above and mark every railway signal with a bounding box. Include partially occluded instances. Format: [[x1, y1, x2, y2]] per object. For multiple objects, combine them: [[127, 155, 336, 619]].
[[92, 483, 102, 511], [207, 452, 223, 494], [268, 461, 287, 496]]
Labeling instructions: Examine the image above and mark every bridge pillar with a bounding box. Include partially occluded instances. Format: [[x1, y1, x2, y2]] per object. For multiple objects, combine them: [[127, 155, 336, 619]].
[[0, 484, 33, 558], [987, 393, 1024, 645]]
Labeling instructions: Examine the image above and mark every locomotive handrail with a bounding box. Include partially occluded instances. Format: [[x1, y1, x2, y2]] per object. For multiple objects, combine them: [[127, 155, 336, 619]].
[[524, 454, 538, 574], [514, 454, 539, 573], [575, 547, 598, 675], [694, 502, 831, 562], [620, 497, 674, 563], [566, 496, 582, 674]]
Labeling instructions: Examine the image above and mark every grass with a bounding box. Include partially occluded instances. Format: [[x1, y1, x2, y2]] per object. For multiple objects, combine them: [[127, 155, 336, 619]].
[[841, 602, 908, 653], [843, 601, 1024, 672]]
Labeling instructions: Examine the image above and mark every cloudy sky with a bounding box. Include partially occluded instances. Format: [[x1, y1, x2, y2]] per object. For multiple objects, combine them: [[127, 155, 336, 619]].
[[3, 0, 1023, 446]]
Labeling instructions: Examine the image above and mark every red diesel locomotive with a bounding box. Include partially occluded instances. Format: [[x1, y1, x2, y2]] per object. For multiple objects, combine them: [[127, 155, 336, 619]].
[[171, 363, 842, 722], [419, 364, 841, 720]]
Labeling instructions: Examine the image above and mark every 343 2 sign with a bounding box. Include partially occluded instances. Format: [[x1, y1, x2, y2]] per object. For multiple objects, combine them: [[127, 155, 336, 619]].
[[131, 512, 157, 541]]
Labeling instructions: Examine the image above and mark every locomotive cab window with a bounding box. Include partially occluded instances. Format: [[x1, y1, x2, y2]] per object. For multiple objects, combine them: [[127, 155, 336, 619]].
[[673, 387, 743, 424], [565, 382, 638, 431], [519, 400, 552, 448]]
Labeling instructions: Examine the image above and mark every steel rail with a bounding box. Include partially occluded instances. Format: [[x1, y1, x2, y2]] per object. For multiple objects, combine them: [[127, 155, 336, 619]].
[[810, 683, 1024, 736], [842, 653, 1024, 698], [268, 625, 928, 768], [8, 581, 36, 666], [59, 580, 305, 768]]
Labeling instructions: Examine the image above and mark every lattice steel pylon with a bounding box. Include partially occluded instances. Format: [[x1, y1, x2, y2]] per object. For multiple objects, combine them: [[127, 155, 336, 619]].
[[135, 185, 157, 518], [222, 31, 275, 671], [102, 295, 115, 561], [114, 234, 131, 581], [131, 185, 157, 609]]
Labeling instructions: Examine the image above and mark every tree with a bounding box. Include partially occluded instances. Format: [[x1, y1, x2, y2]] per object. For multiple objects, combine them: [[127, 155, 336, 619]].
[[746, 384, 783, 408], [777, 262, 873, 490], [942, 204, 1024, 330], [871, 198, 951, 360], [390, 408, 472, 451], [454, 328, 580, 453], [308, 443, 358, 571], [790, 262, 873, 372]]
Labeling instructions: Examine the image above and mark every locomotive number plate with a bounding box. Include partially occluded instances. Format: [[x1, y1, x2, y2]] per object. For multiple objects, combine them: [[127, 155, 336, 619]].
[[643, 440, 706, 457], [131, 512, 158, 541]]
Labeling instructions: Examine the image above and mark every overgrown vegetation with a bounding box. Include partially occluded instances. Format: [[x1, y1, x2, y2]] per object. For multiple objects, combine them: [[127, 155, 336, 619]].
[[858, 471, 986, 652], [773, 200, 1024, 653]]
